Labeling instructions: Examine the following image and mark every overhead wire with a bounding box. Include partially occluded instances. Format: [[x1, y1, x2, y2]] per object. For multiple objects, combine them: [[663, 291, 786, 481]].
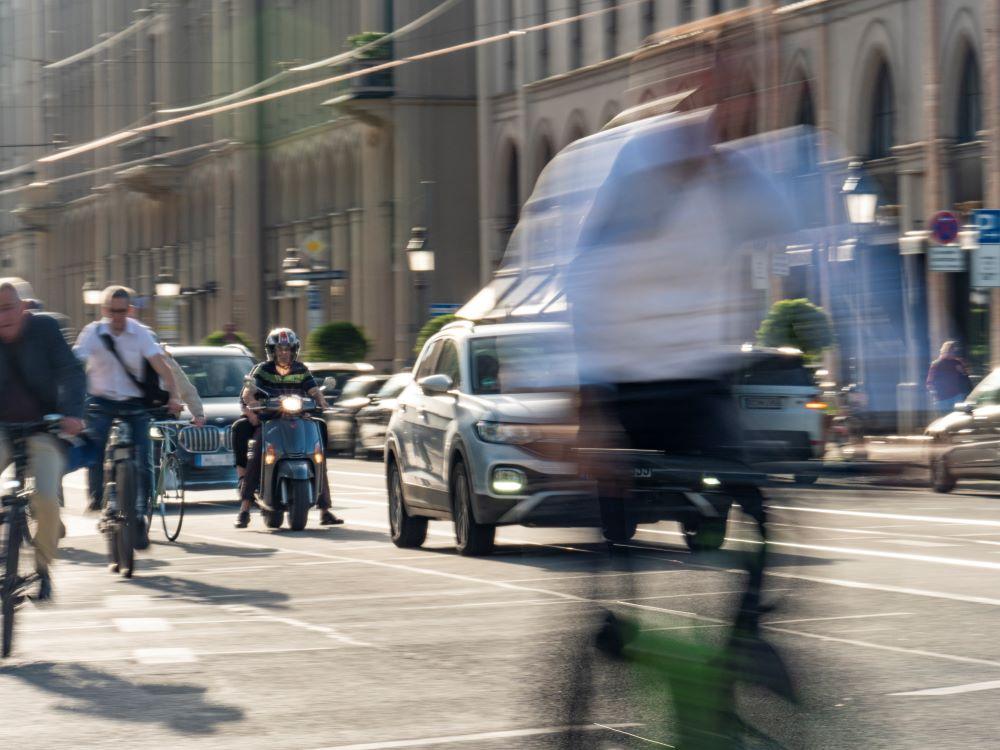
[[38, 0, 644, 166]]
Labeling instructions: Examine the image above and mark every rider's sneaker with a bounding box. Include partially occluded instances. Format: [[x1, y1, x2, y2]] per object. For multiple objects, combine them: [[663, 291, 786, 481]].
[[319, 510, 344, 526], [108, 562, 120, 574], [36, 569, 53, 603], [234, 510, 250, 529], [134, 517, 150, 550]]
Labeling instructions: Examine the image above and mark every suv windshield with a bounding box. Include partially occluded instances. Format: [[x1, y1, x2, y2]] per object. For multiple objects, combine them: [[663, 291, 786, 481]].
[[175, 355, 255, 399], [967, 369, 1000, 405], [737, 354, 814, 387], [470, 332, 577, 394], [377, 373, 412, 399]]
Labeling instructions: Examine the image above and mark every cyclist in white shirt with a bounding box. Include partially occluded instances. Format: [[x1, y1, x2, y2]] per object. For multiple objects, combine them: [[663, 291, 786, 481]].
[[74, 286, 182, 549]]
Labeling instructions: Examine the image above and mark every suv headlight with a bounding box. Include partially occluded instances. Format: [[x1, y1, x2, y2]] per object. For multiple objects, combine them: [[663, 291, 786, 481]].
[[475, 421, 537, 445]]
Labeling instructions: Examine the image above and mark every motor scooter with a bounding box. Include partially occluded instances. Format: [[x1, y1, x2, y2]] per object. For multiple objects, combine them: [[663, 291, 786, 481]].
[[247, 395, 325, 531]]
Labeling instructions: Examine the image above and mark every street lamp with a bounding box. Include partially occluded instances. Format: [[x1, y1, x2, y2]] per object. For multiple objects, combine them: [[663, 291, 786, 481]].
[[154, 266, 181, 297], [841, 161, 878, 227], [406, 226, 435, 273], [282, 247, 310, 288], [840, 161, 878, 394], [82, 274, 102, 307]]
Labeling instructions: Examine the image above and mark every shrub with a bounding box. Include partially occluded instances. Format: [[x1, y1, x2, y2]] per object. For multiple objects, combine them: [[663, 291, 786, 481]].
[[306, 321, 370, 362], [756, 298, 834, 358], [414, 314, 457, 356], [202, 329, 255, 350]]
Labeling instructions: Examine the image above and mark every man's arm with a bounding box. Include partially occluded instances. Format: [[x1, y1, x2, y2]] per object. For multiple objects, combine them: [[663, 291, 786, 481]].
[[307, 386, 328, 410], [43, 316, 87, 432], [167, 356, 205, 424]]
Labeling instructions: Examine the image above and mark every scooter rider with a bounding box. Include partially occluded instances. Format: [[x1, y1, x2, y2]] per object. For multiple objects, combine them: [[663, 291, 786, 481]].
[[234, 328, 343, 528]]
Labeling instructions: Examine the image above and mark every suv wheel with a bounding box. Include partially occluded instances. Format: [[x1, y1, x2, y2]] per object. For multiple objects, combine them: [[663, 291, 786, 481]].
[[388, 459, 427, 548], [452, 461, 495, 556], [930, 455, 956, 493]]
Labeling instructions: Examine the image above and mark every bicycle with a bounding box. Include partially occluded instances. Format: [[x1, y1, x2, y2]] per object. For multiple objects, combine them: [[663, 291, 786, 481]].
[[1, 416, 62, 658], [148, 419, 187, 542], [98, 418, 142, 578]]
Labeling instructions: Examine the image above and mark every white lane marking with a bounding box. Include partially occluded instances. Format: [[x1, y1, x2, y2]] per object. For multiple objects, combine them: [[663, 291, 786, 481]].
[[876, 540, 957, 548], [592, 723, 676, 748], [891, 680, 1000, 697], [766, 627, 1000, 669], [766, 571, 1000, 609], [771, 505, 1000, 528], [182, 530, 1000, 671], [306, 724, 643, 750], [766, 612, 912, 626], [114, 617, 172, 633], [636, 527, 1000, 572], [133, 647, 196, 664], [329, 469, 387, 480], [267, 616, 373, 647]]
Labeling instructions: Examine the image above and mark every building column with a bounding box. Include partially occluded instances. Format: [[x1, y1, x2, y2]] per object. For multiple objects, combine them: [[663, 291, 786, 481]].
[[987, 0, 1000, 367], [347, 207, 364, 324], [924, 0, 951, 354]]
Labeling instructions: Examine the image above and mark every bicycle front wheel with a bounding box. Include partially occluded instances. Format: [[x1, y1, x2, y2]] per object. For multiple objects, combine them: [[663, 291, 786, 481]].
[[158, 453, 185, 542], [2, 507, 26, 658], [116, 460, 137, 578]]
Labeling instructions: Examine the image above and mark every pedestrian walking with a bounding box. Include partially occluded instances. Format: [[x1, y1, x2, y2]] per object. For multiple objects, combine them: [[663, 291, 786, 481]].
[[926, 340, 972, 414]]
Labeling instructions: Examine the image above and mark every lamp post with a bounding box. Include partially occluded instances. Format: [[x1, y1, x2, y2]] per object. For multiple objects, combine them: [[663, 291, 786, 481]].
[[841, 161, 879, 392], [154, 265, 181, 344], [406, 226, 435, 334], [82, 273, 102, 321]]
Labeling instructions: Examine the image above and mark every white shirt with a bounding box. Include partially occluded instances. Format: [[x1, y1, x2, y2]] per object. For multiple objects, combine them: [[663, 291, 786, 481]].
[[74, 318, 162, 401], [565, 113, 794, 384]]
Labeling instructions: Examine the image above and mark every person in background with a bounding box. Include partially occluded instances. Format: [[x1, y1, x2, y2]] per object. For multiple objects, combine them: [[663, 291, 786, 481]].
[[926, 340, 973, 415]]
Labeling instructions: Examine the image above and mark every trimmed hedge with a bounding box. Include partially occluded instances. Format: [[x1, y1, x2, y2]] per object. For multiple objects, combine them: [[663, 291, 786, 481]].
[[414, 314, 457, 356], [306, 321, 370, 362], [756, 298, 834, 358]]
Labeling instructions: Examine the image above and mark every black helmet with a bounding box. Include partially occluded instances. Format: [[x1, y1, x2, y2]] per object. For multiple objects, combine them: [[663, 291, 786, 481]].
[[264, 327, 300, 362]]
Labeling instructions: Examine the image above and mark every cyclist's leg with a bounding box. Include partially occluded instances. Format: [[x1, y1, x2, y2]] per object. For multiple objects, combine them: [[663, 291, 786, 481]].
[[84, 398, 114, 509], [240, 426, 263, 509], [126, 410, 153, 516], [26, 434, 66, 572]]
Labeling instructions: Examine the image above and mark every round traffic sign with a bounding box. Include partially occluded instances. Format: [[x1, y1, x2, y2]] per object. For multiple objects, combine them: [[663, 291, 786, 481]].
[[930, 211, 960, 244]]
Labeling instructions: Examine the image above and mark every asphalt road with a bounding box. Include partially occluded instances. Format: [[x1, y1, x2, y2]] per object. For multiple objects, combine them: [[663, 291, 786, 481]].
[[3, 458, 1000, 749]]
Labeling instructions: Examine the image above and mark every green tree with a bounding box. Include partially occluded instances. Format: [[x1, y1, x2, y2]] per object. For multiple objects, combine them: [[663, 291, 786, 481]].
[[202, 329, 255, 350], [414, 314, 457, 356], [306, 321, 370, 362], [756, 298, 834, 358]]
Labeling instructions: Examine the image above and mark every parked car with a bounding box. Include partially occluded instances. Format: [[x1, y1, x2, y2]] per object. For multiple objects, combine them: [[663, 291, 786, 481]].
[[323, 374, 390, 455], [734, 345, 827, 484], [163, 345, 257, 488], [304, 361, 375, 401], [355, 372, 413, 459], [385, 321, 592, 556], [926, 367, 1000, 492]]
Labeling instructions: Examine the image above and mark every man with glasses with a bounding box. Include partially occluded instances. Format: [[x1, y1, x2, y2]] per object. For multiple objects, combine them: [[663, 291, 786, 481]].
[[74, 286, 182, 549]]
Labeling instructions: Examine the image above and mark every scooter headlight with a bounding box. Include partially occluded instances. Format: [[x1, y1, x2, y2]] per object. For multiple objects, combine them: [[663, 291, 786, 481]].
[[281, 395, 303, 413]]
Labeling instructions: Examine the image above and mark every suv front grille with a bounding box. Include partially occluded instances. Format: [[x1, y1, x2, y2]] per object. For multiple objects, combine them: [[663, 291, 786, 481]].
[[179, 425, 229, 453]]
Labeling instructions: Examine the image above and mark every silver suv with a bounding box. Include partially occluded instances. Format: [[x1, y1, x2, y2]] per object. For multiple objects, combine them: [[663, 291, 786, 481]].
[[385, 321, 591, 555]]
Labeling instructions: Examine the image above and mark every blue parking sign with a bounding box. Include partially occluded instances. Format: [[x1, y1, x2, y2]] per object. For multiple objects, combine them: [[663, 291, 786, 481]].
[[974, 210, 1000, 244]]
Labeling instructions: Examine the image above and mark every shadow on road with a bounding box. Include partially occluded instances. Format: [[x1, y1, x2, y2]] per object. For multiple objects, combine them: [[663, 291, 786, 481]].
[[251, 526, 389, 544], [1, 662, 244, 734], [127, 574, 290, 610]]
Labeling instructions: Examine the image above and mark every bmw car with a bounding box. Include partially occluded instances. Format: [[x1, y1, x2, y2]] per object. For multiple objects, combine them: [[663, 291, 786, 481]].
[[164, 345, 256, 488]]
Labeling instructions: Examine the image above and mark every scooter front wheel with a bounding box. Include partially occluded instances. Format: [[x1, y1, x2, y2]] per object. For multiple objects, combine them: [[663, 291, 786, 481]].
[[287, 479, 313, 531], [262, 508, 284, 529]]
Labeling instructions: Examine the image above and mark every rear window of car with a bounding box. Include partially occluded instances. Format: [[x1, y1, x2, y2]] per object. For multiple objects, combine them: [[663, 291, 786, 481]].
[[377, 373, 412, 398], [738, 355, 814, 387], [175, 355, 255, 398]]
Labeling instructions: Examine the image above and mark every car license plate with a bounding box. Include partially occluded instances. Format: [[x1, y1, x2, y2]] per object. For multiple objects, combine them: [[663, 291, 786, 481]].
[[742, 396, 783, 410], [196, 453, 232, 467]]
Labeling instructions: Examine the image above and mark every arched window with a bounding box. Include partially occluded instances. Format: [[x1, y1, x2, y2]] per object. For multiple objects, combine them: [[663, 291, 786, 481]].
[[957, 50, 982, 143], [535, 136, 554, 184], [503, 145, 520, 239], [505, 0, 516, 90], [796, 81, 816, 127], [869, 63, 895, 159]]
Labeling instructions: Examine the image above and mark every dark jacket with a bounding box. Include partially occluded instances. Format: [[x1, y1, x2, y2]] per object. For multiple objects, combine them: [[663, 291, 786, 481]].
[[0, 312, 87, 419], [926, 356, 973, 402]]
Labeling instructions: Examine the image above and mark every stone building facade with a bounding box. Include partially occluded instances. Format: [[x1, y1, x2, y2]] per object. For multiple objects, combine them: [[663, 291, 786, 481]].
[[0, 0, 480, 370]]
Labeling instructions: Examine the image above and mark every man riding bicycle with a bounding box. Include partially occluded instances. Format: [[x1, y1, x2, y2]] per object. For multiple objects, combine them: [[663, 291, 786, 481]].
[[0, 278, 86, 601], [233, 328, 342, 528], [74, 286, 183, 550]]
